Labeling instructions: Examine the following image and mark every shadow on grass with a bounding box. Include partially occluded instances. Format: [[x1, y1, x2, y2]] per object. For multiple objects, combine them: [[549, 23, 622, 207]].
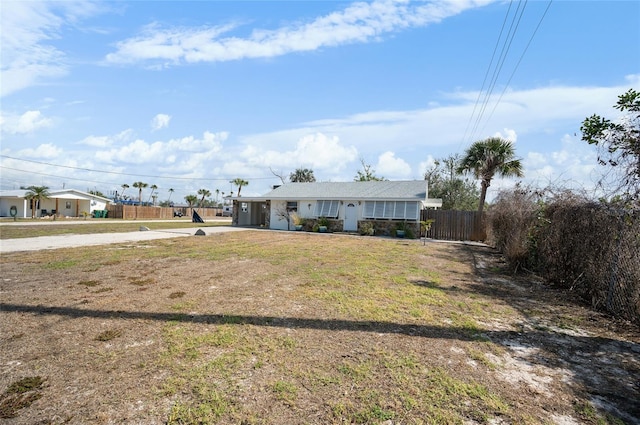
[[2, 292, 639, 421]]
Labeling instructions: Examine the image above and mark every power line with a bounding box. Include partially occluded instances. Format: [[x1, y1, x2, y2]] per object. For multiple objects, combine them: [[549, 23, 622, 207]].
[[0, 154, 275, 181], [461, 0, 552, 148], [461, 0, 514, 147], [469, 0, 528, 144], [478, 0, 553, 136]]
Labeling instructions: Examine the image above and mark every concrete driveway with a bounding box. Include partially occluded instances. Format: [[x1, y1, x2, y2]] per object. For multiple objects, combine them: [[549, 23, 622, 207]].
[[0, 225, 250, 253]]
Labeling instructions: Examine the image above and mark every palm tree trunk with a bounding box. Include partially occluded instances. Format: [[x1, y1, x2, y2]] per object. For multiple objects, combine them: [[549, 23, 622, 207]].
[[478, 181, 489, 215], [473, 181, 489, 241]]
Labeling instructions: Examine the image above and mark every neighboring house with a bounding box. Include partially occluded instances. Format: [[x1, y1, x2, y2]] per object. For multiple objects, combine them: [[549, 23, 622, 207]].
[[0, 189, 111, 218], [230, 180, 442, 234]]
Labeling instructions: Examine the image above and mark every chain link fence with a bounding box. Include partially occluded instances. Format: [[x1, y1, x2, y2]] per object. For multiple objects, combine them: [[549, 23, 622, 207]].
[[537, 202, 639, 325], [488, 188, 639, 325]]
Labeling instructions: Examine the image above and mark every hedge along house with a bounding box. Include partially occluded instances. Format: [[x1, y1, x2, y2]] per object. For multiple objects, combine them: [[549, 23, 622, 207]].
[[0, 189, 111, 218], [230, 180, 442, 235]]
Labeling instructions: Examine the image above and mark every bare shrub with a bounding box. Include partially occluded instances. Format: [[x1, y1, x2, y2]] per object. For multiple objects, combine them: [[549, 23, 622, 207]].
[[487, 184, 543, 271], [537, 196, 640, 323], [488, 187, 640, 324]]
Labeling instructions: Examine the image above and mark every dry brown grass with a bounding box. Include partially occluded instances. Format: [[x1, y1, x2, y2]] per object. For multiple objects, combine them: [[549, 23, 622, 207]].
[[0, 231, 638, 424]]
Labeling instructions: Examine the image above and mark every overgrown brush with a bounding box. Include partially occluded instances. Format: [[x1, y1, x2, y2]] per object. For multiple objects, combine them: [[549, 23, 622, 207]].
[[487, 187, 640, 324], [487, 184, 543, 271]]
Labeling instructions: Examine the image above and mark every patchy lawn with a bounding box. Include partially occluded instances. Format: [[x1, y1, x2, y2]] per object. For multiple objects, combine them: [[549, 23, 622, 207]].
[[0, 231, 638, 424]]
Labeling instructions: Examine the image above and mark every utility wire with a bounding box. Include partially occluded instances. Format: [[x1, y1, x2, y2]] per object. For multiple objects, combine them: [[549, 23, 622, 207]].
[[478, 0, 553, 136], [0, 154, 275, 181], [461, 0, 514, 147], [469, 0, 528, 144]]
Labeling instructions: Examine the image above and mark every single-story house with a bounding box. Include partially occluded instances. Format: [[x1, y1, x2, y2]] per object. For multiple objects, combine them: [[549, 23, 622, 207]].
[[229, 180, 442, 235], [0, 189, 111, 218]]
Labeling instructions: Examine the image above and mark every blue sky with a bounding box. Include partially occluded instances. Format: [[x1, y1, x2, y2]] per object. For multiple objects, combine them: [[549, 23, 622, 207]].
[[1, 0, 639, 203]]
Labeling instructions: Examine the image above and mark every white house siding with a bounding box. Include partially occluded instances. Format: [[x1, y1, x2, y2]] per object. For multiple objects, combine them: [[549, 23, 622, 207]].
[[270, 200, 290, 230], [0, 198, 29, 218]]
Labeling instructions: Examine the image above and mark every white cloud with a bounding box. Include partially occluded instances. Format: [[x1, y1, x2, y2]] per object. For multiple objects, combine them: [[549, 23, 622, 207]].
[[419, 155, 437, 177], [16, 143, 62, 159], [0, 110, 53, 134], [493, 128, 518, 142], [240, 132, 358, 173], [0, 2, 104, 97], [78, 129, 134, 147], [94, 131, 226, 168], [151, 113, 171, 131], [106, 0, 493, 66], [376, 151, 412, 179]]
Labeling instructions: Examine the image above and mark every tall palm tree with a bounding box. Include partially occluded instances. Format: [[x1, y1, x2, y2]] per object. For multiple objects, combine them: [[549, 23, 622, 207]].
[[147, 184, 158, 204], [167, 188, 174, 202], [215, 189, 220, 206], [289, 168, 316, 182], [197, 188, 211, 207], [184, 194, 198, 214], [132, 181, 148, 205], [457, 137, 523, 215], [230, 178, 249, 197], [120, 184, 130, 201], [24, 185, 50, 218]]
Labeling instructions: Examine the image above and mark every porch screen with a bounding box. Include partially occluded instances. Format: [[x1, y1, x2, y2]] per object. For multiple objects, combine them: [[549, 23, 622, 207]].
[[314, 200, 340, 218], [363, 201, 420, 220]]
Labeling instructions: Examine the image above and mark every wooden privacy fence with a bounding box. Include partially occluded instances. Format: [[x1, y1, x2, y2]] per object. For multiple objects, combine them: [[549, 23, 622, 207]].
[[421, 209, 483, 241], [106, 205, 223, 220]]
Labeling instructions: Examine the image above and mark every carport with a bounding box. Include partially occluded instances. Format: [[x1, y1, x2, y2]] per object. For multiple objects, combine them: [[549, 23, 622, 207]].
[[233, 199, 268, 227]]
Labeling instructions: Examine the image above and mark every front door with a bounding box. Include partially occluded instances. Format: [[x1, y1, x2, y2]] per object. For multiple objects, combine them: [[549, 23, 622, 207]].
[[344, 202, 358, 232]]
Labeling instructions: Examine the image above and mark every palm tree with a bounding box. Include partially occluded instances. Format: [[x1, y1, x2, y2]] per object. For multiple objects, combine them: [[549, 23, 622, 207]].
[[147, 184, 158, 204], [230, 178, 249, 197], [197, 188, 211, 207], [184, 194, 198, 214], [215, 189, 220, 206], [24, 185, 50, 218], [132, 181, 148, 205], [289, 168, 316, 182], [457, 137, 523, 215], [167, 188, 174, 202], [120, 184, 130, 201]]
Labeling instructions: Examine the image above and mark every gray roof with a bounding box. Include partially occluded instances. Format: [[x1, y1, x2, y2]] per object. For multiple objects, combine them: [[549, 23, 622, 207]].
[[261, 180, 429, 201]]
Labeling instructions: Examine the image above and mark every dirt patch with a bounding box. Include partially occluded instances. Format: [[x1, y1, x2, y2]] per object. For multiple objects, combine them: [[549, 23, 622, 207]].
[[0, 232, 638, 424]]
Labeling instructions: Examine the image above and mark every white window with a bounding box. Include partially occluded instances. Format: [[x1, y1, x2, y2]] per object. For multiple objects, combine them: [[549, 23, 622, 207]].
[[363, 201, 420, 220], [314, 200, 340, 218]]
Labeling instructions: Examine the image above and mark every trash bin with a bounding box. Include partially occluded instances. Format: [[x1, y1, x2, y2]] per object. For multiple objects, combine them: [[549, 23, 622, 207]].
[[102, 210, 108, 218], [93, 210, 101, 218]]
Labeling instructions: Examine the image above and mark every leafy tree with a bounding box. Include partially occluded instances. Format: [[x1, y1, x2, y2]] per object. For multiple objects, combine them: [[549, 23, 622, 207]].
[[424, 154, 479, 210], [23, 185, 50, 218], [197, 188, 211, 207], [88, 190, 106, 197], [132, 181, 148, 204], [184, 194, 198, 213], [354, 158, 385, 181], [230, 178, 249, 196], [290, 168, 316, 183], [457, 137, 523, 215], [581, 88, 640, 199]]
